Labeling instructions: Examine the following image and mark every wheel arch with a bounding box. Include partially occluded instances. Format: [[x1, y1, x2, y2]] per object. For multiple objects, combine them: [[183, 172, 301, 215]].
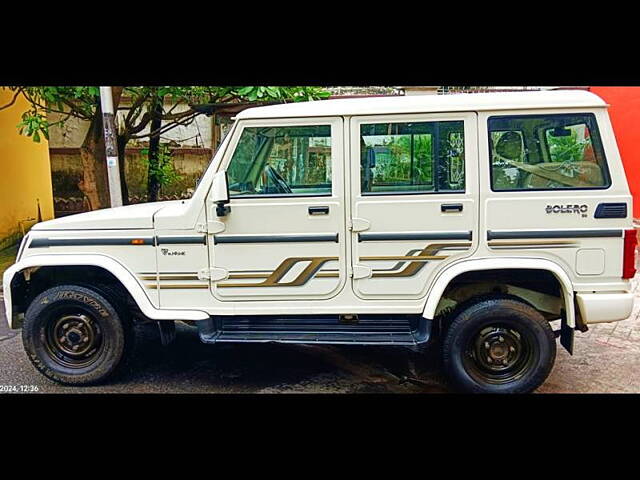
[[3, 254, 209, 329], [423, 258, 575, 327]]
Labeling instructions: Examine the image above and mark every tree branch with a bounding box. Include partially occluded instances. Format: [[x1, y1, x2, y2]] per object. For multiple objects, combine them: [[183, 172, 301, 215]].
[[125, 91, 151, 125], [22, 91, 89, 120], [0, 88, 22, 111], [60, 97, 94, 119], [158, 107, 197, 122], [130, 111, 198, 140], [128, 112, 153, 135]]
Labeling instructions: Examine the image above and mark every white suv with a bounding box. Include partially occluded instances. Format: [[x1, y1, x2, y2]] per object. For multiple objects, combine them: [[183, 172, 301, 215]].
[[3, 90, 636, 393]]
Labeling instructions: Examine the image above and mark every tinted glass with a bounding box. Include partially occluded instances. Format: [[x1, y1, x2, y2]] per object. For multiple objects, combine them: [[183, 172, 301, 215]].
[[228, 125, 332, 197], [360, 121, 465, 194], [489, 113, 610, 191]]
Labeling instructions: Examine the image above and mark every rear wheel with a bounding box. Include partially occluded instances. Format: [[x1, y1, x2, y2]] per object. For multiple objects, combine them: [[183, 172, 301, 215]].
[[442, 296, 556, 393], [22, 285, 135, 385]]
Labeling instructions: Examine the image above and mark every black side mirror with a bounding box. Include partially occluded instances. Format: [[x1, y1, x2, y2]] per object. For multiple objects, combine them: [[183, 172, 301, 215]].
[[216, 201, 231, 217], [212, 171, 231, 217]]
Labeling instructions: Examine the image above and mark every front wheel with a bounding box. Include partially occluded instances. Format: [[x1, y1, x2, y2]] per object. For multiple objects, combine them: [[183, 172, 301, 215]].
[[22, 285, 135, 385], [442, 296, 556, 393]]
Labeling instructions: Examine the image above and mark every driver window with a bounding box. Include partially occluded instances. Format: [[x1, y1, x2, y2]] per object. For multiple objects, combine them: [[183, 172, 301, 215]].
[[227, 125, 332, 197]]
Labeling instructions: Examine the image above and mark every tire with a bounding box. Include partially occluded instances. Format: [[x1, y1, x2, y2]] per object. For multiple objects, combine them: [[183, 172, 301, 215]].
[[22, 285, 136, 386], [442, 295, 556, 393]]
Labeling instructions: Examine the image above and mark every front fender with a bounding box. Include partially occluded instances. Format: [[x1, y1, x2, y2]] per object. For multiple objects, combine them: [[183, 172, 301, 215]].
[[2, 254, 209, 329], [422, 257, 576, 327]]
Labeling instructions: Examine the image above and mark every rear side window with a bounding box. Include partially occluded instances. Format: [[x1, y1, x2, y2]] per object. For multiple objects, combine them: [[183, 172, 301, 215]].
[[488, 113, 611, 191], [360, 120, 465, 194]]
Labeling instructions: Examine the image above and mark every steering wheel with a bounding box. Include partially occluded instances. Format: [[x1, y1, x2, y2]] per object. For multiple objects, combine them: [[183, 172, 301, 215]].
[[265, 165, 292, 194]]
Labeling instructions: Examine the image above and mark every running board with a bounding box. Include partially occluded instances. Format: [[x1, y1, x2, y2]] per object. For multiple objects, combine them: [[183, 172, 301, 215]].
[[197, 315, 431, 346]]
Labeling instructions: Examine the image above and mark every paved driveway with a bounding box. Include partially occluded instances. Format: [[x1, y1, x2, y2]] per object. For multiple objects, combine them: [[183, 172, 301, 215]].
[[1, 278, 639, 393]]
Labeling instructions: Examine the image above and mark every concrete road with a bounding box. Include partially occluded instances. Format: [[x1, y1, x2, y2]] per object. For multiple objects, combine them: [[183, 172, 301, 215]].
[[1, 282, 639, 393]]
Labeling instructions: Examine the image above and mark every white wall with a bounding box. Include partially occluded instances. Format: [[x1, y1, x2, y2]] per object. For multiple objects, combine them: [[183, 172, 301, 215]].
[[48, 99, 213, 149]]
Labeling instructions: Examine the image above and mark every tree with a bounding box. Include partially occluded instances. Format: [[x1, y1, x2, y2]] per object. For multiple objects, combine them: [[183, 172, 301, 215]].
[[1, 86, 330, 207], [0, 86, 119, 209]]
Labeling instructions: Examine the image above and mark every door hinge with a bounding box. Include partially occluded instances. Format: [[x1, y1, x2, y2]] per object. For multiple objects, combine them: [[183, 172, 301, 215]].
[[197, 221, 226, 234], [349, 218, 371, 233], [352, 265, 372, 280], [198, 267, 228, 281]]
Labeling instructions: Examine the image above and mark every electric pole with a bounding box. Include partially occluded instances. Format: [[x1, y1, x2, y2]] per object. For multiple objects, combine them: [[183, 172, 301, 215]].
[[99, 86, 123, 207]]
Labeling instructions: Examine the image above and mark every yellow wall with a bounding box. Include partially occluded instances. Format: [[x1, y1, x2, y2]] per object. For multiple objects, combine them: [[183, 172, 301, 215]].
[[0, 89, 54, 248]]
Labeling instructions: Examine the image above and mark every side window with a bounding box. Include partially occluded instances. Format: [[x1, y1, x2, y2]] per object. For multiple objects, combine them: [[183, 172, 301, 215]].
[[489, 113, 611, 191], [360, 120, 465, 194], [227, 125, 332, 197]]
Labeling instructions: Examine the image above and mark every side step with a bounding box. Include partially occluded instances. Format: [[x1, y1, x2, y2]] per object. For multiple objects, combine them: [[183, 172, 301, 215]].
[[197, 315, 431, 346], [210, 331, 416, 345]]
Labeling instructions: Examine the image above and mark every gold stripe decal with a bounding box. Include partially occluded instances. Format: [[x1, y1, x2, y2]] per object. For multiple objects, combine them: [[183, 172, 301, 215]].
[[487, 240, 578, 249], [218, 257, 338, 288], [139, 272, 206, 290], [364, 243, 471, 278], [149, 284, 209, 290], [141, 241, 470, 289]]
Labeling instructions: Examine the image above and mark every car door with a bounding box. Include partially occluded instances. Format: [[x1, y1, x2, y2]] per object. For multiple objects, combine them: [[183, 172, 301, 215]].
[[349, 112, 479, 300], [206, 116, 348, 301], [480, 109, 630, 284]]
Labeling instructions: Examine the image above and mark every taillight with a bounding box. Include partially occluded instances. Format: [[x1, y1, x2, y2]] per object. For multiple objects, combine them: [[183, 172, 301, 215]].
[[622, 228, 638, 279]]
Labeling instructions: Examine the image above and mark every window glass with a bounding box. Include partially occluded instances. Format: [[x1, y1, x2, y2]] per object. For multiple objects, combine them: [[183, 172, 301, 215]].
[[489, 113, 610, 190], [360, 121, 465, 194], [227, 125, 332, 197]]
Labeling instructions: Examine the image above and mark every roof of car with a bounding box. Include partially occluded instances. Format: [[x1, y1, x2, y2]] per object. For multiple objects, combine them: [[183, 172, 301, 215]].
[[236, 90, 607, 120]]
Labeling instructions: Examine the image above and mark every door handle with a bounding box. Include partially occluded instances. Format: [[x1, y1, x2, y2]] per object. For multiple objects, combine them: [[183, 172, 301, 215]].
[[441, 203, 463, 213], [309, 206, 330, 215]]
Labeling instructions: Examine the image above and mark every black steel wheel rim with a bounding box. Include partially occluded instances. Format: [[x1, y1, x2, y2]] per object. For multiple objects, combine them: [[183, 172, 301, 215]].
[[43, 307, 104, 369], [462, 322, 536, 385]]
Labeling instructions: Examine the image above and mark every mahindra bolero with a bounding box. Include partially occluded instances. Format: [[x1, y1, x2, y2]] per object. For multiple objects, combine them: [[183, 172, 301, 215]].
[[3, 90, 636, 393]]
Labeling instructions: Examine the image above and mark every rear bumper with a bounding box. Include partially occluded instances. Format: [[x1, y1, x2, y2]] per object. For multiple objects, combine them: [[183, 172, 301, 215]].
[[576, 292, 634, 324]]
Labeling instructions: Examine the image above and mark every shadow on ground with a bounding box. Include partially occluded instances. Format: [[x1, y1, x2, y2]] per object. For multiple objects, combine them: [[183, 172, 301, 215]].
[[103, 322, 450, 394]]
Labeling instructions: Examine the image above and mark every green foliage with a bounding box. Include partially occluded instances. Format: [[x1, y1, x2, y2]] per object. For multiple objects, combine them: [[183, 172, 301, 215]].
[[231, 86, 330, 102], [2, 86, 331, 143], [3, 86, 100, 143], [17, 110, 49, 143], [369, 134, 434, 185], [140, 144, 182, 189], [546, 130, 591, 164]]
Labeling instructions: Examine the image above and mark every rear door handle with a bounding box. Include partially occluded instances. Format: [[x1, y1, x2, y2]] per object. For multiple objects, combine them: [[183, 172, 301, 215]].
[[309, 206, 330, 215], [441, 203, 463, 213]]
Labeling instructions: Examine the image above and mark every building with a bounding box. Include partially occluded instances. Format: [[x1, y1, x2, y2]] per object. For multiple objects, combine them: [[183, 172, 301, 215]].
[[0, 89, 54, 251]]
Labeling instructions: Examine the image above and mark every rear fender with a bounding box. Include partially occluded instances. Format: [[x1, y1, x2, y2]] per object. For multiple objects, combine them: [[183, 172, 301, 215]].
[[422, 257, 576, 328]]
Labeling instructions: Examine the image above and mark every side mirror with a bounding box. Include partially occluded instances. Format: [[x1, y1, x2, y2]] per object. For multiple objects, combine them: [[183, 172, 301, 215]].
[[212, 171, 231, 217]]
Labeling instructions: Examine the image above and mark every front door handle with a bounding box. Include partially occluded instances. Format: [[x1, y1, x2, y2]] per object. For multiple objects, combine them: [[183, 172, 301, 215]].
[[441, 203, 463, 213], [309, 206, 330, 215]]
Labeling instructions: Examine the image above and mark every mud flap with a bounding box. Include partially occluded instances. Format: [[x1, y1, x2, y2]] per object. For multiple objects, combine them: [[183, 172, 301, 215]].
[[559, 313, 574, 355]]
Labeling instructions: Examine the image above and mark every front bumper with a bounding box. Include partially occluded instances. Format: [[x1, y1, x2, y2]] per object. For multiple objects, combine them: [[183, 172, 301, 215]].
[[576, 292, 634, 324]]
